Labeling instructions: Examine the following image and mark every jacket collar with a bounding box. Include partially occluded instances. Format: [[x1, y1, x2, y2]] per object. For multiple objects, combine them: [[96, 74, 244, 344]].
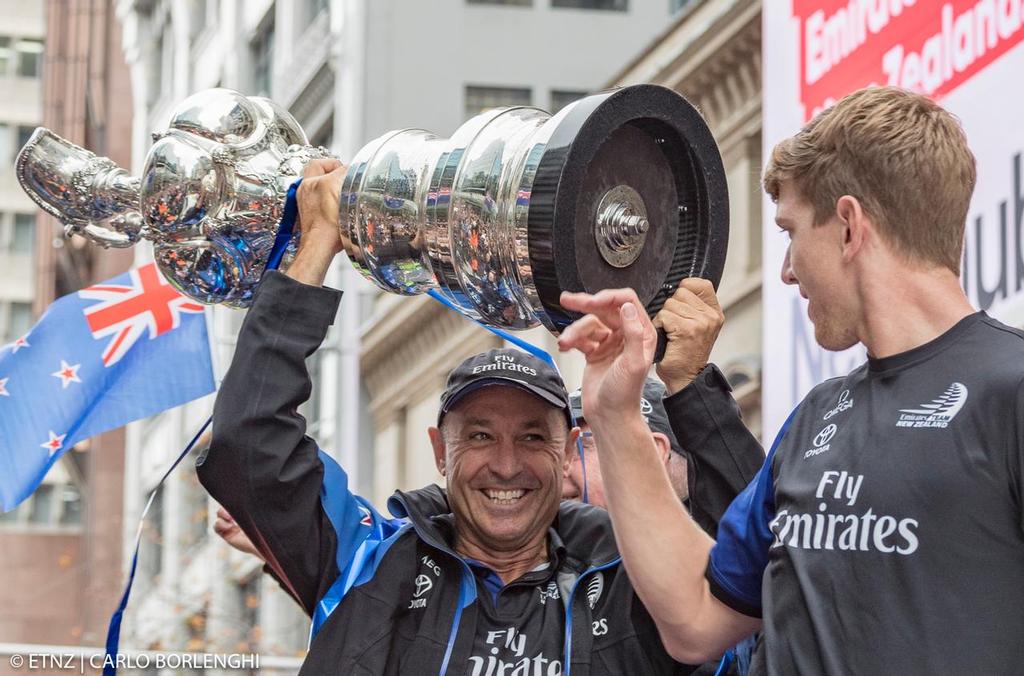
[[387, 485, 620, 569]]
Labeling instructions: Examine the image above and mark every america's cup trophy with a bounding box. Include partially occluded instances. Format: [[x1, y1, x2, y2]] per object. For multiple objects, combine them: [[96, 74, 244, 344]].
[[16, 84, 728, 335]]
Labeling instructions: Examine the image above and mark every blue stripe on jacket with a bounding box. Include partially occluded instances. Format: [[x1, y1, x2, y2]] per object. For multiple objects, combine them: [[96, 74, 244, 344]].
[[311, 450, 408, 637]]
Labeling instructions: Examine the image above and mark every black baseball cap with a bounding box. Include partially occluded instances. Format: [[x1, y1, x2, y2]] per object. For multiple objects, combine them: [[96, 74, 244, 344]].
[[438, 348, 571, 425], [569, 377, 684, 455]]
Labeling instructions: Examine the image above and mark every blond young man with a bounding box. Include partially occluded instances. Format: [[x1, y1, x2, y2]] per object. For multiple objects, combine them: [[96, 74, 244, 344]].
[[557, 86, 1024, 675]]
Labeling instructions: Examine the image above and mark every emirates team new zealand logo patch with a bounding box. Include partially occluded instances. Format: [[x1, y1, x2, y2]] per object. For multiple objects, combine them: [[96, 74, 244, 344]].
[[896, 382, 968, 429]]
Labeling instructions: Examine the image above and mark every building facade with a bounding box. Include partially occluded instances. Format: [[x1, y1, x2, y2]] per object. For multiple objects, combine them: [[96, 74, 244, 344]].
[[115, 0, 678, 667], [611, 0, 764, 435], [0, 0, 136, 654]]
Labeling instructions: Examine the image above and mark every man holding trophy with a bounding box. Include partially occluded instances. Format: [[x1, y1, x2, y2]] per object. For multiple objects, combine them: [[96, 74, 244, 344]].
[[17, 83, 750, 673], [194, 150, 758, 674]]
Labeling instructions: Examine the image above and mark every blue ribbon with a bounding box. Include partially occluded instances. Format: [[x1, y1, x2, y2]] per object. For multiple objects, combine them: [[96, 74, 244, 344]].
[[102, 180, 303, 674], [265, 179, 303, 272], [425, 289, 589, 503], [102, 417, 211, 675], [426, 290, 556, 366]]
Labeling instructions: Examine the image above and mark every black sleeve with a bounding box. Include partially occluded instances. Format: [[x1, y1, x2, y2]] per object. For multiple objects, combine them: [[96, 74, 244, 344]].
[[196, 271, 342, 615], [663, 364, 765, 538], [262, 563, 308, 613]]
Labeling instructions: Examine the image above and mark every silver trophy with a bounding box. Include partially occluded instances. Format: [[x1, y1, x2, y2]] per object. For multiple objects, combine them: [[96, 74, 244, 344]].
[[16, 85, 728, 332]]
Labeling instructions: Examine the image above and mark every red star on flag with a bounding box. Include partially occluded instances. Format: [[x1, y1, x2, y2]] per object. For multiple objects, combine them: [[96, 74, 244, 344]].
[[41, 430, 66, 457], [5, 335, 29, 353], [0, 377, 8, 397], [51, 360, 83, 389]]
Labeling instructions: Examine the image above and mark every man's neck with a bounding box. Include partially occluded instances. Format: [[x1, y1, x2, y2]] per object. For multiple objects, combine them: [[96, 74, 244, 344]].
[[454, 534, 550, 585], [856, 262, 975, 359]]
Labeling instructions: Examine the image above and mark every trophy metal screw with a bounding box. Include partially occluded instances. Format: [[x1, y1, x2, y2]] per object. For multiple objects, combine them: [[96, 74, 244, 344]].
[[595, 184, 650, 268]]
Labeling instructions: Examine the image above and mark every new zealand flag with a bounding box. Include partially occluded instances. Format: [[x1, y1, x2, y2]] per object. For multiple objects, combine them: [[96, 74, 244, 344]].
[[0, 262, 215, 511]]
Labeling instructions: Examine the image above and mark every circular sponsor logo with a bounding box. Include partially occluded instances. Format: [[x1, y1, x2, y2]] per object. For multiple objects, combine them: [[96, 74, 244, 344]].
[[814, 424, 837, 447], [414, 574, 433, 598], [640, 398, 653, 416]]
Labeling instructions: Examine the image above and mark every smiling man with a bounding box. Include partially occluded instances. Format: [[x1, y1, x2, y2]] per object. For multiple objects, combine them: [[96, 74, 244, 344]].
[[197, 158, 727, 675]]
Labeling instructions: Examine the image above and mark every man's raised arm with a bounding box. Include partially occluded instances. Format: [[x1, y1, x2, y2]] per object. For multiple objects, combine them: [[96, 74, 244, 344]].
[[197, 160, 394, 615], [558, 288, 762, 663], [655, 278, 765, 537]]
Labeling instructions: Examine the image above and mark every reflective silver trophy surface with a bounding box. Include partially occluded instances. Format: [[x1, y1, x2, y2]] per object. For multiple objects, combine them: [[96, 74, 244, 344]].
[[17, 85, 729, 332]]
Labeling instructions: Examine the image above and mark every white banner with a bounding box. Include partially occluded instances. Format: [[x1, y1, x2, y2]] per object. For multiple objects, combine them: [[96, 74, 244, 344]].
[[762, 0, 1024, 438]]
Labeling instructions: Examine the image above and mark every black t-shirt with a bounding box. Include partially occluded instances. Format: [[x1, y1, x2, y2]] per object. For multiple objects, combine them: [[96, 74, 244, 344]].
[[708, 312, 1024, 674], [463, 560, 568, 676], [431, 516, 569, 676]]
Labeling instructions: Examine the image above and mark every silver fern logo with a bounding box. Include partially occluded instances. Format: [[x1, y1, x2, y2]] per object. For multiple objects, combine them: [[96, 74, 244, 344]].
[[586, 572, 604, 610], [896, 382, 968, 428]]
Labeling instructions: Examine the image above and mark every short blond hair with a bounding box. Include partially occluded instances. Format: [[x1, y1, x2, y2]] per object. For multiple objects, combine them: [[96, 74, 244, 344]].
[[763, 86, 976, 274]]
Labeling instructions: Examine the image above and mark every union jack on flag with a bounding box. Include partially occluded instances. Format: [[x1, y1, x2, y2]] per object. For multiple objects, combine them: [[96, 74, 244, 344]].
[[81, 263, 206, 366], [0, 262, 216, 511]]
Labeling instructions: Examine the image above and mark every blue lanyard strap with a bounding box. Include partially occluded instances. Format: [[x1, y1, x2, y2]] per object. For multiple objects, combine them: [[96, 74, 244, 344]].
[[102, 416, 212, 675], [103, 179, 303, 674]]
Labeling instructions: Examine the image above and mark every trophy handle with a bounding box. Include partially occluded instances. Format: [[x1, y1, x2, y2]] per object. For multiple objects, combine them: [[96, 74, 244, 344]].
[[15, 128, 145, 248]]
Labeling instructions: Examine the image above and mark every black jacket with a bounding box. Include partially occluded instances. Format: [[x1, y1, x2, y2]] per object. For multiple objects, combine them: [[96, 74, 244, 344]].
[[197, 271, 763, 675]]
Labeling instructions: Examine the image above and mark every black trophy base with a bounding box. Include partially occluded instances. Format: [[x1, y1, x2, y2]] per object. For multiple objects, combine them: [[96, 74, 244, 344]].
[[526, 84, 729, 333]]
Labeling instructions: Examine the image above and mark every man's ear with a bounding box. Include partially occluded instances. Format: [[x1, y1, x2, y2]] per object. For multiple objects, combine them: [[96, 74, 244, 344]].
[[564, 426, 581, 474], [428, 426, 447, 476], [651, 432, 672, 466], [835, 195, 868, 262]]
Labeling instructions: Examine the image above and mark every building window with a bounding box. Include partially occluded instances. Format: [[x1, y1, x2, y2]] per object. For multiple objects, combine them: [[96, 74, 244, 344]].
[[140, 486, 165, 582], [185, 608, 208, 652], [551, 0, 627, 9], [1, 124, 32, 164], [180, 462, 208, 552], [238, 575, 262, 652], [15, 38, 43, 78], [2, 213, 36, 257], [302, 350, 324, 439], [0, 37, 11, 75], [309, 121, 333, 150], [12, 213, 34, 255], [0, 123, 9, 164], [58, 484, 83, 525], [9, 302, 31, 338], [0, 481, 83, 528], [550, 89, 587, 113], [188, 0, 208, 44], [251, 15, 275, 97], [2, 302, 32, 343], [306, 0, 329, 25], [29, 484, 55, 524], [464, 85, 531, 118], [16, 125, 33, 152], [146, 31, 164, 107]]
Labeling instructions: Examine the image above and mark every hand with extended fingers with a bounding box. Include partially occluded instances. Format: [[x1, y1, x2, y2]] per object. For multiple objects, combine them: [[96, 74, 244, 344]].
[[557, 288, 658, 422]]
